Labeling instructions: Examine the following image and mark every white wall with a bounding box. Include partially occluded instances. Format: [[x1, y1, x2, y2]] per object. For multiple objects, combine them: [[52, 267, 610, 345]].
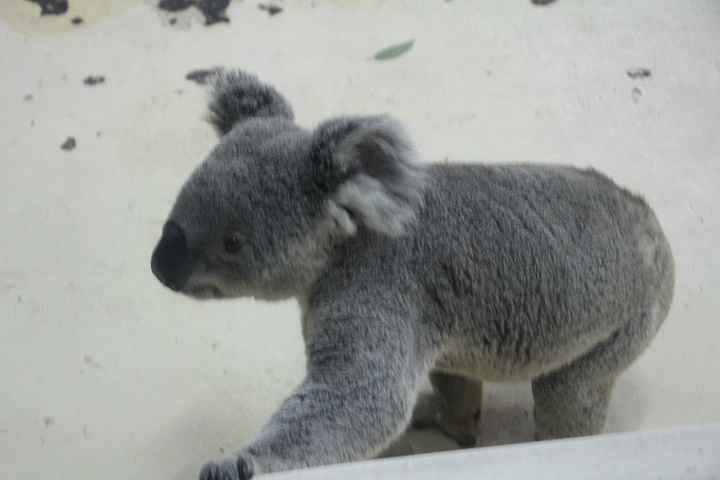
[[1, 1, 719, 479]]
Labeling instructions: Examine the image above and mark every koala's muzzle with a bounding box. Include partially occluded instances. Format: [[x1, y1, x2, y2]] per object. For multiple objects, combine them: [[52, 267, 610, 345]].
[[151, 222, 190, 292]]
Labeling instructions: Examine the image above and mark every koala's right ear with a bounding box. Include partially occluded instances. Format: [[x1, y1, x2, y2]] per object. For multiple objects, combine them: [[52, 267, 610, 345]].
[[207, 70, 294, 136], [311, 116, 426, 236]]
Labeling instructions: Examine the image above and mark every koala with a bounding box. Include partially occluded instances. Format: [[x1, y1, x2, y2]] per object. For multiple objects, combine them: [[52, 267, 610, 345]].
[[151, 70, 674, 480]]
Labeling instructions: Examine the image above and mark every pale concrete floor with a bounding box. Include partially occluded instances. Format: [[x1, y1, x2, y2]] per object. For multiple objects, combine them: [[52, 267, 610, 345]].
[[1, 1, 719, 479]]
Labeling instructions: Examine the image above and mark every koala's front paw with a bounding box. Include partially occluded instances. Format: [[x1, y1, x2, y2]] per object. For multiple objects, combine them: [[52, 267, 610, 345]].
[[199, 455, 254, 480]]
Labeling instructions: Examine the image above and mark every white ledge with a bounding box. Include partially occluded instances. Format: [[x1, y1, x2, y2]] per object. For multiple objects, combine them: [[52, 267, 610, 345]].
[[266, 424, 720, 480]]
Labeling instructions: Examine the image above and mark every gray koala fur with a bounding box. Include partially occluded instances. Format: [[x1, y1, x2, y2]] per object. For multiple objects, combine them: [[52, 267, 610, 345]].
[[151, 70, 674, 480]]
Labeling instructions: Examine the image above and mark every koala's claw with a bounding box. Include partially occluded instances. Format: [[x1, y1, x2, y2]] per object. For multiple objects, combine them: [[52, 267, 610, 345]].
[[199, 455, 254, 480]]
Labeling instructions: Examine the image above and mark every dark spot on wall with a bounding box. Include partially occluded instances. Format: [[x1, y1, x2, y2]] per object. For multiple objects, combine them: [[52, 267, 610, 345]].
[[26, 0, 68, 15], [83, 76, 105, 86], [158, 0, 231, 25], [158, 0, 194, 11], [71, 16, 84, 24], [197, 0, 230, 24], [531, 0, 556, 5], [84, 354, 102, 369], [627, 68, 651, 79], [258, 4, 283, 16], [186, 67, 222, 85], [61, 137, 76, 151]]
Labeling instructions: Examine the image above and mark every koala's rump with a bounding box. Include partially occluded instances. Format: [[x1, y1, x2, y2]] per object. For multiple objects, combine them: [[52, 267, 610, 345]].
[[406, 163, 673, 380]]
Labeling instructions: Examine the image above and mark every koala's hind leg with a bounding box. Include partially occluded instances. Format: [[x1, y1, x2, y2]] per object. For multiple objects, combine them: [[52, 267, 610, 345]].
[[532, 310, 662, 440], [412, 371, 483, 447], [532, 371, 615, 440]]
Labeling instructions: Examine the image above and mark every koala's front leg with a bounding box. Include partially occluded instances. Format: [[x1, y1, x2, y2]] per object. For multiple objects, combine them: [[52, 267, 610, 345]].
[[200, 313, 426, 479]]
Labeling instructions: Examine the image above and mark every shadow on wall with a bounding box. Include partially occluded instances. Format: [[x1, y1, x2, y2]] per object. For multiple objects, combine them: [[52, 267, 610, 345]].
[[605, 369, 649, 433]]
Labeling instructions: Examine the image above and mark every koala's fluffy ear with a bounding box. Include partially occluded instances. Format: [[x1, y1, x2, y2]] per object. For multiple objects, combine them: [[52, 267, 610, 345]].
[[207, 70, 294, 136], [312, 116, 426, 236]]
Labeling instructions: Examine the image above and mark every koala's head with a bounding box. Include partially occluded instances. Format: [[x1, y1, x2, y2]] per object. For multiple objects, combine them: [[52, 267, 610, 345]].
[[151, 70, 426, 301]]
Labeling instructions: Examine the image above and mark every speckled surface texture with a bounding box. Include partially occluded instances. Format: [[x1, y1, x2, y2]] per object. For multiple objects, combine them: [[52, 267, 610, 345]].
[[1, 1, 719, 479]]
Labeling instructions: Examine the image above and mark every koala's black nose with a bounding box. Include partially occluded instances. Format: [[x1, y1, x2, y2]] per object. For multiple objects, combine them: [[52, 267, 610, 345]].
[[151, 221, 190, 292]]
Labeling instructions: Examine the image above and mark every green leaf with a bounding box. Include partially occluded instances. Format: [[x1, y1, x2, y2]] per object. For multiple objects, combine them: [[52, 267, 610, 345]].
[[374, 39, 415, 61]]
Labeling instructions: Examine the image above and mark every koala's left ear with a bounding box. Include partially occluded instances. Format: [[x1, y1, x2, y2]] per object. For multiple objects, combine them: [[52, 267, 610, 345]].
[[311, 116, 426, 236], [207, 70, 294, 136]]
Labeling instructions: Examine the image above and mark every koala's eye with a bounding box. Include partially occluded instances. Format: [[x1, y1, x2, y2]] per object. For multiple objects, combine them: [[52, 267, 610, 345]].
[[223, 234, 243, 254]]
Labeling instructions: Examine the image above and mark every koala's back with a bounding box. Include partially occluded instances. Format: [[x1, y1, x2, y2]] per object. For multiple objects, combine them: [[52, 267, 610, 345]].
[[376, 163, 674, 380]]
